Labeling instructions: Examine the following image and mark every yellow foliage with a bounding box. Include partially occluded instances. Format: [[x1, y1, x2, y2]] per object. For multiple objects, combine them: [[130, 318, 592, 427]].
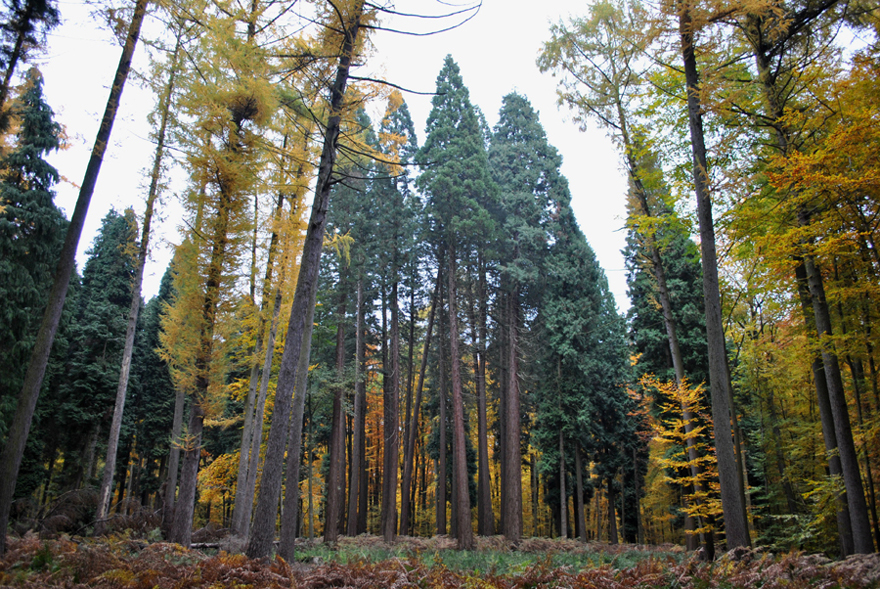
[[639, 374, 723, 537]]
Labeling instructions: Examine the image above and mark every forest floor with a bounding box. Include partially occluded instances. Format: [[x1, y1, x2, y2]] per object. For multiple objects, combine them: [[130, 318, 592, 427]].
[[1, 531, 879, 588]]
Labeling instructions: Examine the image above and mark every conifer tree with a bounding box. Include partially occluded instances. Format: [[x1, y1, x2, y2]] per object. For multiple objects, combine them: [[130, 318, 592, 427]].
[[417, 55, 496, 549], [49, 209, 137, 491], [163, 4, 273, 543], [0, 0, 147, 554], [0, 68, 64, 428], [489, 92, 570, 540]]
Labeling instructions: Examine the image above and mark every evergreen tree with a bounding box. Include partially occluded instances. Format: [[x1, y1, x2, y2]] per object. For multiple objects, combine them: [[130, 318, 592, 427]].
[[0, 68, 64, 436], [416, 55, 496, 549], [0, 0, 147, 554], [47, 209, 137, 491], [626, 223, 708, 387], [488, 92, 568, 540], [127, 265, 176, 509]]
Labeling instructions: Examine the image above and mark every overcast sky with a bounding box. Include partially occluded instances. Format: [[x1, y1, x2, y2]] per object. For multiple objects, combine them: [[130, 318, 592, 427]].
[[37, 0, 631, 311]]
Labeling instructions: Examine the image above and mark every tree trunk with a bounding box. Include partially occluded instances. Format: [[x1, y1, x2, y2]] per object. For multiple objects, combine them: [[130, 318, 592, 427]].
[[97, 32, 182, 532], [170, 404, 204, 545], [245, 1, 364, 560], [0, 0, 147, 555], [634, 446, 643, 544], [504, 286, 523, 541], [381, 280, 400, 542], [498, 290, 508, 537], [607, 478, 618, 545], [233, 192, 286, 537], [473, 255, 493, 536], [237, 284, 284, 538], [558, 430, 567, 539], [794, 261, 854, 555], [347, 277, 365, 535], [277, 281, 319, 559], [447, 246, 472, 549], [678, 0, 750, 549], [801, 249, 874, 553], [767, 387, 799, 514], [530, 452, 539, 536], [325, 288, 348, 543], [162, 387, 186, 534], [437, 268, 448, 536], [399, 269, 440, 535], [575, 445, 586, 542]]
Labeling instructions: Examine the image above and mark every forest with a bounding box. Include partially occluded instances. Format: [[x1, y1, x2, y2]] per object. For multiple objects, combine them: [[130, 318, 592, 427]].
[[0, 0, 879, 580]]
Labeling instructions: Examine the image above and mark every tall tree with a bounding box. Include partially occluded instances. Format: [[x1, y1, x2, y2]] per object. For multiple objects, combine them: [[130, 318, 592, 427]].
[[0, 68, 64, 430], [0, 0, 147, 555], [50, 209, 137, 493], [489, 92, 571, 540], [417, 55, 496, 549], [734, 1, 875, 554], [677, 0, 750, 549], [96, 26, 183, 530], [246, 0, 369, 559]]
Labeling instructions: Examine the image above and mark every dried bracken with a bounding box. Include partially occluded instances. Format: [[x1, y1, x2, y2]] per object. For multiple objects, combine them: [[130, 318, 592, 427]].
[[0, 535, 877, 589]]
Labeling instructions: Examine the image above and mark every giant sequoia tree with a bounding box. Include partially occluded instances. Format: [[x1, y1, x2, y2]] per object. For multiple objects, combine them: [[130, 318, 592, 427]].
[[417, 55, 497, 550]]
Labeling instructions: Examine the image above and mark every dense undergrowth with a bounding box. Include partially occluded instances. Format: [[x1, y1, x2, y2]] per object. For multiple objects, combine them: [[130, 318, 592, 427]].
[[1, 532, 878, 588]]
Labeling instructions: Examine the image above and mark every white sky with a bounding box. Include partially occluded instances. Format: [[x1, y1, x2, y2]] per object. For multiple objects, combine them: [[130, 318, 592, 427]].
[[36, 0, 631, 311]]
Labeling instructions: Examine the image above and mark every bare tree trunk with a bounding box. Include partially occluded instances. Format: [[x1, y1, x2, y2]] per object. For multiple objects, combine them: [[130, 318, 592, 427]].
[[347, 278, 365, 535], [634, 446, 643, 544], [678, 0, 749, 549], [793, 262, 854, 555], [575, 445, 586, 542], [277, 282, 318, 559], [399, 269, 439, 535], [0, 0, 147, 555], [96, 31, 182, 532], [558, 430, 567, 539], [233, 193, 286, 536], [436, 267, 448, 536], [472, 256, 493, 536], [504, 287, 523, 541], [246, 1, 365, 560], [170, 404, 204, 546], [162, 387, 186, 534], [801, 249, 874, 553], [380, 280, 400, 542], [607, 478, 618, 545], [447, 246, 472, 549], [325, 288, 348, 543], [530, 452, 538, 536]]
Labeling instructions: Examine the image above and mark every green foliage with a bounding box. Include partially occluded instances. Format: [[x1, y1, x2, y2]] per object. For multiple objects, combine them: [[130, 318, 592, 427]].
[[30, 209, 137, 492], [417, 55, 497, 251], [0, 68, 65, 437]]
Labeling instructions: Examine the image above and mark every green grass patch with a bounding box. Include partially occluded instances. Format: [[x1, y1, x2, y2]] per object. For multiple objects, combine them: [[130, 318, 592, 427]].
[[293, 541, 683, 575]]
